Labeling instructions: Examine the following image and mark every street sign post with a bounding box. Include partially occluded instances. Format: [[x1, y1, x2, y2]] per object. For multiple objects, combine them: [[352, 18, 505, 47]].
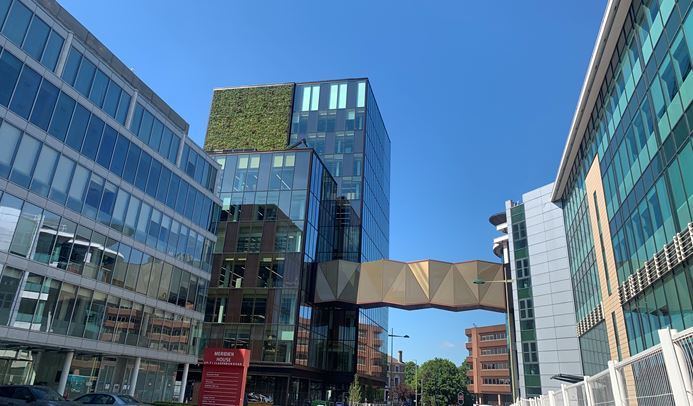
[[199, 348, 251, 406]]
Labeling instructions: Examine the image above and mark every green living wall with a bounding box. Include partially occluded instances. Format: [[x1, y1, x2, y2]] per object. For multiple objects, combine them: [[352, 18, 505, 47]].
[[204, 84, 294, 151]]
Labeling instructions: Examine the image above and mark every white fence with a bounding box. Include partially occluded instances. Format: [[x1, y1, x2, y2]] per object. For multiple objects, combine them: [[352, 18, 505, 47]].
[[512, 327, 693, 406]]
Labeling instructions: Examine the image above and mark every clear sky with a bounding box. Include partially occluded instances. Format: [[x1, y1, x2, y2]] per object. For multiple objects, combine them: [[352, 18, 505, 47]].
[[60, 0, 607, 365]]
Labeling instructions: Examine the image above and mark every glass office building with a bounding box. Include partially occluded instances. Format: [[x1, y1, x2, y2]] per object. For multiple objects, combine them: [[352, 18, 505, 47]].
[[0, 0, 218, 401], [202, 79, 390, 404], [553, 0, 693, 374]]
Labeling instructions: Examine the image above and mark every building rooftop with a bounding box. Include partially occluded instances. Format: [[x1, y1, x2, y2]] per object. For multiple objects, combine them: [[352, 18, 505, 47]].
[[551, 0, 619, 201], [36, 0, 189, 134]]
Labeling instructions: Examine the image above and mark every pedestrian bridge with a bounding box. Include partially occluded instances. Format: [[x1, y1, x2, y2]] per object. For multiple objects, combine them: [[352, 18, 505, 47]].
[[313, 259, 507, 312]]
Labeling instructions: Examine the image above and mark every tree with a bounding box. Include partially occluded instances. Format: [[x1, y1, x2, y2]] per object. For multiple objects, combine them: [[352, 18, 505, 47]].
[[404, 361, 418, 388], [392, 383, 415, 401], [348, 374, 362, 405], [418, 358, 471, 405]]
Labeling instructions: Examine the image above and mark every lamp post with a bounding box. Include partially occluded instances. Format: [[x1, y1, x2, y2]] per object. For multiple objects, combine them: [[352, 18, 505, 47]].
[[388, 329, 409, 405], [473, 277, 516, 401]]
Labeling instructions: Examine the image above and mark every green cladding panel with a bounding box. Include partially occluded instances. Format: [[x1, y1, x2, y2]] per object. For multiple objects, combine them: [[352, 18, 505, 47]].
[[204, 84, 295, 151]]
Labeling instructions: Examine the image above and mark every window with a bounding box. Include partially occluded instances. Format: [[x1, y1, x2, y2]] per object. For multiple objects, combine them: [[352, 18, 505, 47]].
[[329, 83, 348, 109], [9, 65, 41, 119], [2, 1, 31, 45], [480, 331, 506, 341], [41, 31, 63, 70], [74, 57, 96, 97], [96, 125, 117, 169], [49, 156, 75, 205], [81, 115, 104, 161], [89, 69, 108, 106], [48, 92, 76, 141], [23, 16, 50, 61], [9, 134, 40, 188], [357, 81, 366, 108], [110, 135, 129, 177], [483, 378, 510, 385], [66, 165, 89, 213], [65, 104, 90, 152], [29, 78, 59, 130], [519, 298, 534, 319], [0, 121, 21, 178], [0, 50, 22, 106], [0, 266, 22, 325], [482, 362, 509, 370], [522, 342, 538, 363], [301, 85, 320, 111], [31, 144, 58, 197]]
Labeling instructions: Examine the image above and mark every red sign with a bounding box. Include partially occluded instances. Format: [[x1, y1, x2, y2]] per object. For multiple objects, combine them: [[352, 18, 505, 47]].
[[199, 348, 251, 406]]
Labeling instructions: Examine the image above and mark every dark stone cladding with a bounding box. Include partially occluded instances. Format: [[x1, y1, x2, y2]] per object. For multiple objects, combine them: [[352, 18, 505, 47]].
[[34, 0, 189, 135]]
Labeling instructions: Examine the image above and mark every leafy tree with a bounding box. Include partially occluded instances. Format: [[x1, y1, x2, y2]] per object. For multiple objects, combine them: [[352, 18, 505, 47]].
[[348, 374, 362, 405], [404, 361, 418, 388], [392, 383, 415, 401], [419, 358, 471, 405]]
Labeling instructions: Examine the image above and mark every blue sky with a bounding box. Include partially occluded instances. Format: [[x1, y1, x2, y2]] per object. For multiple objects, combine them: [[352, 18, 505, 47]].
[[60, 0, 606, 365]]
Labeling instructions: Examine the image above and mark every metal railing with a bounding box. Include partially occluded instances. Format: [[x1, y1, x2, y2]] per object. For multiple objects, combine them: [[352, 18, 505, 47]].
[[511, 327, 693, 406]]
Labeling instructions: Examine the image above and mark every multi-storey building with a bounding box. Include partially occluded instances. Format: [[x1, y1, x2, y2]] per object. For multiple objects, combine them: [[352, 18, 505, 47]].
[[202, 80, 390, 404], [465, 324, 512, 406], [386, 350, 405, 390], [0, 0, 219, 401], [500, 183, 583, 397], [553, 0, 693, 373]]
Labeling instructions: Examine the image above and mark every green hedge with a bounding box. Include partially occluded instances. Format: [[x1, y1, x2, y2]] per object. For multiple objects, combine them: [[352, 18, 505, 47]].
[[204, 84, 294, 152]]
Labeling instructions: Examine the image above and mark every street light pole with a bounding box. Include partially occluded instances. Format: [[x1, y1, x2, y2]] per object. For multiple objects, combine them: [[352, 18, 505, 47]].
[[388, 329, 409, 405]]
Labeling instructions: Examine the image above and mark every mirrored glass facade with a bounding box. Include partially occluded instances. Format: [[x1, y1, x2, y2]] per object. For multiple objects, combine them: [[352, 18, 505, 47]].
[[556, 0, 693, 374], [202, 79, 391, 404], [203, 149, 343, 405], [0, 0, 217, 401]]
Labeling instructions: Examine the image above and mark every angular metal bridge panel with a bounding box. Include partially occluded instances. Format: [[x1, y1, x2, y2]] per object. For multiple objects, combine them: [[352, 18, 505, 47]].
[[314, 259, 506, 312]]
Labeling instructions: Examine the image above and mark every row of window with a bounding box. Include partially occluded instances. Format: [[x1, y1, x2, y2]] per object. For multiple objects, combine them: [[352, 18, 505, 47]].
[[479, 331, 507, 341], [483, 378, 510, 385], [599, 9, 692, 219], [480, 347, 507, 355], [62, 47, 131, 126], [611, 150, 691, 284], [0, 266, 200, 355], [0, 0, 63, 71], [129, 102, 180, 164], [216, 152, 311, 194], [510, 205, 542, 390], [0, 120, 214, 271], [291, 111, 366, 138], [0, 46, 218, 232], [179, 143, 216, 192], [481, 362, 509, 370], [623, 264, 693, 355], [202, 323, 295, 364], [0, 190, 209, 311], [562, 0, 690, 289], [563, 0, 684, 224], [297, 81, 366, 112]]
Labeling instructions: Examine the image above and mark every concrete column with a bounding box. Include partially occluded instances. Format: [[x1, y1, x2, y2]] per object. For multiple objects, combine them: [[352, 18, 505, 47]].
[[124, 90, 139, 130], [128, 357, 142, 396], [55, 32, 73, 76], [657, 328, 693, 405], [178, 363, 190, 403], [57, 351, 74, 397]]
